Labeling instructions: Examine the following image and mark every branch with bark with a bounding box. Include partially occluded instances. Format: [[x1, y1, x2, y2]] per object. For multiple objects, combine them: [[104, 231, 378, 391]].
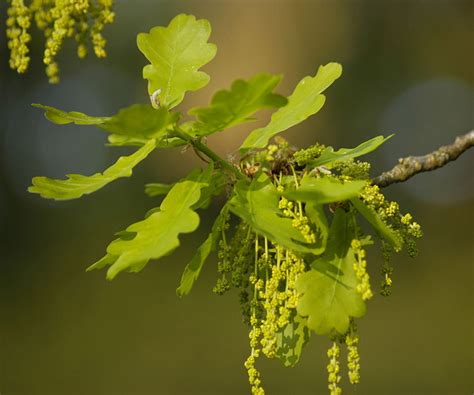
[[373, 130, 474, 188]]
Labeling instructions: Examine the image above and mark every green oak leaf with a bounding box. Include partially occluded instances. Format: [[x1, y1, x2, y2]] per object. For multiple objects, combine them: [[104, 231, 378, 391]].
[[33, 103, 183, 147], [188, 73, 287, 136], [239, 63, 342, 152], [308, 135, 394, 168], [137, 14, 217, 109], [296, 209, 366, 335], [176, 204, 229, 297], [193, 172, 226, 210], [87, 165, 213, 280], [32, 103, 110, 125], [106, 134, 184, 148], [350, 197, 402, 250], [145, 182, 174, 197], [229, 173, 316, 254], [275, 313, 310, 367], [99, 104, 179, 139], [283, 175, 366, 204], [28, 139, 156, 200], [305, 203, 329, 255]]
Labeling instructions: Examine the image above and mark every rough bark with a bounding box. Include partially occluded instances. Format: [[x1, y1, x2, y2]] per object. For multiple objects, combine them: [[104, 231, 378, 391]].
[[373, 130, 474, 188]]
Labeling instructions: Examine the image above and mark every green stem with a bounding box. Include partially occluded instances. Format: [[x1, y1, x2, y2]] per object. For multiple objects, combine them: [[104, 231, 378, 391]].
[[173, 128, 245, 180]]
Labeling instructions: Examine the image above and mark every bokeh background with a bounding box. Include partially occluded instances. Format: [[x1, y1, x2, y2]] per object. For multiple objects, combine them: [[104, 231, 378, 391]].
[[1, 1, 473, 394]]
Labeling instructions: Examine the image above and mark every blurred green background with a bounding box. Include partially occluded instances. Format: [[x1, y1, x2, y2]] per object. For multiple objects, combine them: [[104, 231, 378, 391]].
[[1, 1, 473, 394]]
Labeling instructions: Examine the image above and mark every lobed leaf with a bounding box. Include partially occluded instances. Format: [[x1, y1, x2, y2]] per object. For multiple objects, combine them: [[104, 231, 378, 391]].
[[28, 139, 156, 200], [308, 135, 394, 168], [99, 104, 179, 140], [137, 14, 217, 109], [87, 165, 213, 280], [305, 203, 329, 255], [350, 197, 402, 250], [283, 175, 366, 204], [229, 174, 316, 254], [176, 205, 229, 297], [34, 103, 183, 147], [296, 209, 366, 335], [145, 182, 174, 197], [192, 172, 226, 210], [239, 63, 342, 152], [275, 313, 310, 367], [189, 73, 287, 136], [32, 103, 110, 125]]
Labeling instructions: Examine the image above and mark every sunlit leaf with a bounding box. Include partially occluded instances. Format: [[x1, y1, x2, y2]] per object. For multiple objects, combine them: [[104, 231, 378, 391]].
[[34, 103, 182, 147], [176, 204, 229, 297], [189, 73, 287, 136], [28, 140, 156, 200], [296, 209, 366, 335], [275, 313, 310, 367], [137, 14, 217, 109], [229, 174, 316, 254], [283, 175, 366, 204], [305, 203, 329, 255], [99, 104, 179, 139], [308, 135, 394, 168], [239, 63, 342, 152], [32, 103, 110, 125], [193, 172, 226, 210], [87, 165, 213, 280], [350, 197, 402, 250], [145, 182, 174, 197]]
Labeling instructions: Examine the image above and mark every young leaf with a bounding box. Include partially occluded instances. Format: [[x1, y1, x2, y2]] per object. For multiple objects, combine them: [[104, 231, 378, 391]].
[[275, 313, 310, 368], [176, 205, 229, 297], [308, 135, 394, 168], [350, 197, 402, 250], [99, 105, 179, 140], [229, 174, 316, 254], [87, 166, 213, 280], [192, 172, 226, 210], [188, 73, 287, 136], [283, 175, 366, 204], [32, 103, 110, 125], [107, 134, 184, 148], [145, 182, 173, 197], [28, 139, 156, 200], [34, 103, 182, 147], [239, 63, 342, 152], [137, 14, 217, 109], [305, 203, 329, 254], [296, 209, 366, 335]]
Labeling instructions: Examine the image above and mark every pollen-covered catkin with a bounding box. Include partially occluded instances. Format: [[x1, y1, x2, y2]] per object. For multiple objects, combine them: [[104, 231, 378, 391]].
[[5, 0, 115, 82], [327, 341, 342, 395], [351, 239, 373, 300], [6, 0, 32, 73], [345, 332, 361, 384]]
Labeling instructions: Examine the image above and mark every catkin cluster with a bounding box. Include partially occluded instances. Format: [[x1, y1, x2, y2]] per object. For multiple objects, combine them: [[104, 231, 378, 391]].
[[213, 141, 422, 395], [5, 0, 115, 83]]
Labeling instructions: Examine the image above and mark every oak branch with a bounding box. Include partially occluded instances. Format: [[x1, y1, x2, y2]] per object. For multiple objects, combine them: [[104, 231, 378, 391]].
[[373, 130, 474, 188]]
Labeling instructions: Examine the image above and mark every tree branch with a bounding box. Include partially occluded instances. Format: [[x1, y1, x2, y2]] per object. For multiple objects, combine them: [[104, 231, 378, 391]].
[[172, 128, 245, 180], [373, 130, 474, 188]]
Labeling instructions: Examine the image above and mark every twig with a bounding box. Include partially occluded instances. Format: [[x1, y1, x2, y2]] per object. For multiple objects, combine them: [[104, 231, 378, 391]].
[[172, 128, 245, 180], [373, 130, 474, 188]]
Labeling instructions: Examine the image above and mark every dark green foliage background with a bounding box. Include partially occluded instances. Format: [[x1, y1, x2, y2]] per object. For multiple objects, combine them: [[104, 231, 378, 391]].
[[1, 1, 473, 394]]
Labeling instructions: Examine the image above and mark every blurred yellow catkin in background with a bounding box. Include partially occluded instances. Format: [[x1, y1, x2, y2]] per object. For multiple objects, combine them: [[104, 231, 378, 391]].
[[6, 0, 114, 83]]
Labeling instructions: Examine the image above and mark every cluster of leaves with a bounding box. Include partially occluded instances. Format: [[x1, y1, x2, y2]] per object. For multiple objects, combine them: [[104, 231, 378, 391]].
[[29, 14, 422, 394]]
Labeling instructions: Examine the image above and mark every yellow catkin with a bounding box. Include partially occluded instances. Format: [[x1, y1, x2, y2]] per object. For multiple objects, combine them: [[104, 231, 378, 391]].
[[346, 332, 361, 384], [5, 0, 115, 82], [327, 342, 342, 395], [6, 0, 32, 73], [351, 239, 373, 300]]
